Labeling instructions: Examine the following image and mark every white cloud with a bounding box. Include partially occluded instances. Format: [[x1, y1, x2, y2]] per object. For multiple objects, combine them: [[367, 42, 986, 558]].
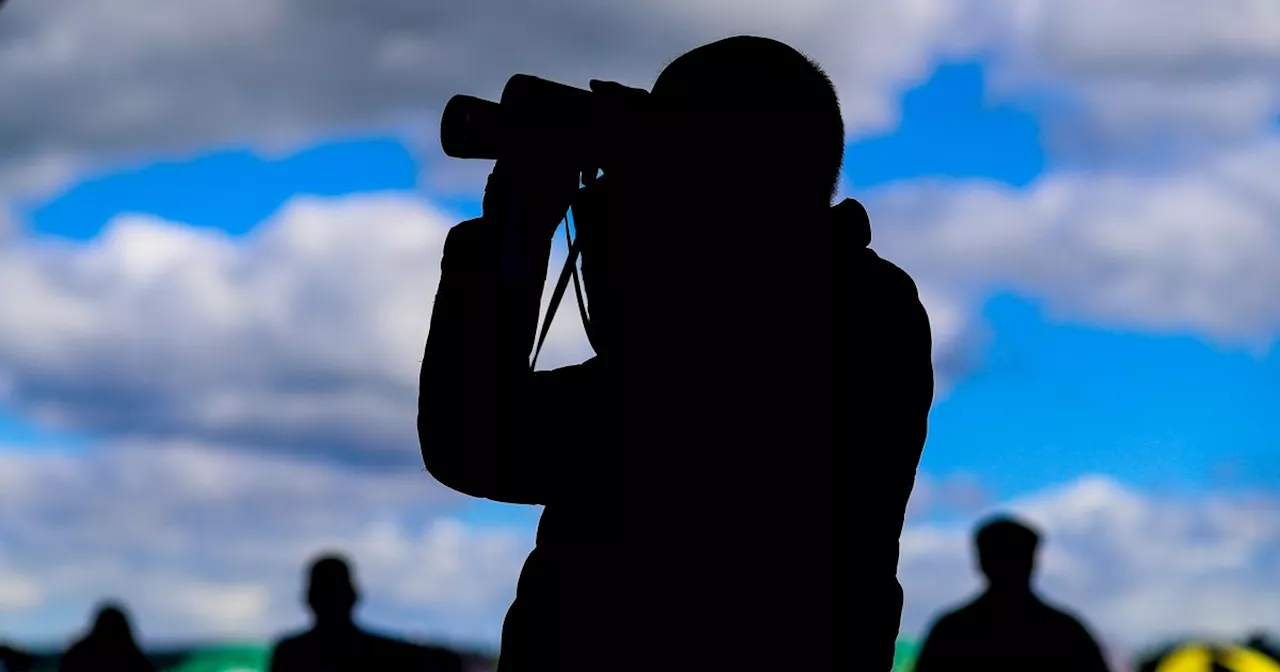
[[867, 134, 1280, 364], [954, 0, 1280, 164], [899, 476, 1280, 653], [906, 472, 990, 520], [0, 571, 42, 613], [0, 206, 13, 243], [0, 192, 594, 464], [148, 580, 272, 637], [0, 441, 531, 648]]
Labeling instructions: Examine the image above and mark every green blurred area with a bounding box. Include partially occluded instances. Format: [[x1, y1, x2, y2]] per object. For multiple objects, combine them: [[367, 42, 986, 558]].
[[16, 642, 500, 672], [893, 640, 919, 672], [166, 645, 269, 672], [21, 645, 269, 672], [19, 640, 910, 671], [16, 640, 918, 672]]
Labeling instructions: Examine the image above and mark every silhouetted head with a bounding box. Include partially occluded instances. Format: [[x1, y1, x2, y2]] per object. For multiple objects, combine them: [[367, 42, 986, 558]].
[[649, 35, 844, 216], [974, 515, 1041, 592], [1246, 631, 1278, 657], [88, 601, 138, 646], [574, 37, 844, 358], [576, 37, 844, 357], [305, 553, 359, 626]]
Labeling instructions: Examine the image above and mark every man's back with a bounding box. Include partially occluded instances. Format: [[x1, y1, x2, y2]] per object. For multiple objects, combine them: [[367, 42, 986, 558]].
[[615, 207, 931, 670], [467, 206, 930, 671], [58, 640, 154, 672], [491, 232, 829, 670], [269, 628, 447, 672]]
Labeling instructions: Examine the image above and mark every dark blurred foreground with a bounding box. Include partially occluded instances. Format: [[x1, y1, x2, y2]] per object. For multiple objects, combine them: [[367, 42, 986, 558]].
[[5, 643, 496, 672], [6, 629, 1278, 671]]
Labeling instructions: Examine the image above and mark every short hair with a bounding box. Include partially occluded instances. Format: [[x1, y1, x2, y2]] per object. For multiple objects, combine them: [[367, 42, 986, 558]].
[[974, 515, 1041, 557], [653, 36, 845, 202], [92, 602, 130, 629], [307, 553, 357, 601], [309, 554, 352, 582], [310, 553, 349, 571], [90, 601, 135, 640]]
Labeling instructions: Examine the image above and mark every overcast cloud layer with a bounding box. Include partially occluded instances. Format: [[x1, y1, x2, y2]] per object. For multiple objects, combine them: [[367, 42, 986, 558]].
[[1, 0, 1277, 203]]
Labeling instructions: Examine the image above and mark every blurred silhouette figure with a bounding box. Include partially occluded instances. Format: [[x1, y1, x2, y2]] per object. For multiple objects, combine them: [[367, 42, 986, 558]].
[[269, 552, 462, 672], [0, 642, 33, 672], [58, 601, 155, 672], [1210, 645, 1235, 672], [1247, 632, 1280, 661], [913, 516, 1110, 672], [420, 35, 932, 672]]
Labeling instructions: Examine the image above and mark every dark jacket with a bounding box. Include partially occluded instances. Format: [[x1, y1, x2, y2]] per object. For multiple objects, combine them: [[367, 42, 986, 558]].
[[58, 638, 155, 672], [419, 196, 932, 671], [269, 627, 462, 672], [913, 591, 1112, 672], [0, 644, 33, 672]]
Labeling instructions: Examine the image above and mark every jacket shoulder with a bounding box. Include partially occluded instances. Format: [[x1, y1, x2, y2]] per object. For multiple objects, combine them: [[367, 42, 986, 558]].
[[858, 247, 922, 297]]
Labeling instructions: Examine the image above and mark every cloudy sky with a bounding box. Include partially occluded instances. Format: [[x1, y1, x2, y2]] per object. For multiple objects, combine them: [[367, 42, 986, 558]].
[[1, 0, 1279, 662]]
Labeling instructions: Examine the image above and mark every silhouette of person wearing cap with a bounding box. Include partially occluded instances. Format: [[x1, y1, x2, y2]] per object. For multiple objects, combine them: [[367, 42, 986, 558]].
[[913, 515, 1110, 672], [269, 553, 462, 672], [59, 601, 155, 672]]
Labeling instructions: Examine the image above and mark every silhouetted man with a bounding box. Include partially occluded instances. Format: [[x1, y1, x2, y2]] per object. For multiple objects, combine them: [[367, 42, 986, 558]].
[[913, 516, 1111, 672], [269, 553, 461, 672], [0, 642, 33, 672], [1247, 632, 1280, 662], [59, 602, 155, 672], [419, 35, 933, 671]]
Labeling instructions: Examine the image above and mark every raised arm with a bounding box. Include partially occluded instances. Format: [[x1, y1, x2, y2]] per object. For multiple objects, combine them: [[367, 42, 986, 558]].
[[418, 160, 593, 505]]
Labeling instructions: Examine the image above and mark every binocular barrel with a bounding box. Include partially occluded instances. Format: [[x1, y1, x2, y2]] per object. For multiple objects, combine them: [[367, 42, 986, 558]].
[[440, 95, 502, 160], [439, 75, 597, 163]]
